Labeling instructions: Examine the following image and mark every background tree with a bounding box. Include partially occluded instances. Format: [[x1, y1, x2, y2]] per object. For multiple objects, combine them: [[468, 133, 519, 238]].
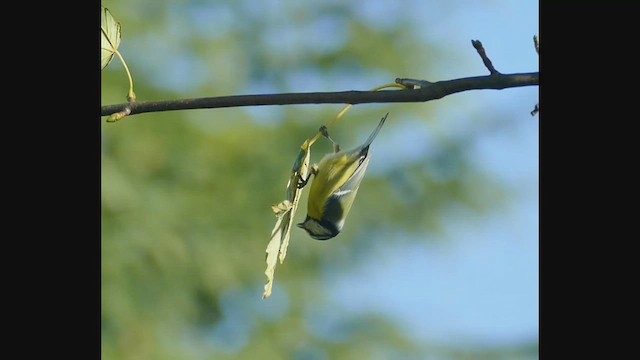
[[101, 1, 539, 359]]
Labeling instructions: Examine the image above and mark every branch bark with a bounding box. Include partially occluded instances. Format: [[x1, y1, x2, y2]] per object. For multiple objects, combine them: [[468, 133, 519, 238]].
[[101, 39, 539, 120], [101, 72, 538, 119]]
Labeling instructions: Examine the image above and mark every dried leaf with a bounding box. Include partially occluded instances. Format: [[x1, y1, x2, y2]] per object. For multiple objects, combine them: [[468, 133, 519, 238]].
[[263, 140, 311, 299], [271, 200, 292, 216]]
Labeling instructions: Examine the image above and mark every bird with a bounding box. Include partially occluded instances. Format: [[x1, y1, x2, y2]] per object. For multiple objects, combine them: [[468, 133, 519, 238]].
[[297, 113, 388, 240]]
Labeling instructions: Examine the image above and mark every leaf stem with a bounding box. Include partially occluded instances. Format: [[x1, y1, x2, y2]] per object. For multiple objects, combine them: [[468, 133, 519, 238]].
[[114, 50, 136, 101], [307, 83, 407, 147]]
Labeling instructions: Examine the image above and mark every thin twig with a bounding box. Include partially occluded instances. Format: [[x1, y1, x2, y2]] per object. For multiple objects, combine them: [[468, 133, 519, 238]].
[[531, 35, 539, 116], [395, 78, 432, 89], [471, 40, 500, 75], [101, 72, 538, 118], [106, 104, 132, 122]]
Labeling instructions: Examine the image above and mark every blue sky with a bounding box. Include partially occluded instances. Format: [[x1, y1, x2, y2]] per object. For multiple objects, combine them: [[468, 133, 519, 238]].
[[321, 0, 539, 348]]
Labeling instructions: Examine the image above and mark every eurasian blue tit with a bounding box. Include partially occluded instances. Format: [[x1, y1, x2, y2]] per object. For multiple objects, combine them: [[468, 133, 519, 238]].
[[297, 113, 388, 240]]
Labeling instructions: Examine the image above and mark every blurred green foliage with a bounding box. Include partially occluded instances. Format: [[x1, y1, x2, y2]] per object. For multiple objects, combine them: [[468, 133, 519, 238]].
[[101, 1, 534, 359]]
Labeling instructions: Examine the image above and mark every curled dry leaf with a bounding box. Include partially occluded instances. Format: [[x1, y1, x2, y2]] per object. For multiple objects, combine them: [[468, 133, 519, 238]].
[[263, 140, 311, 299]]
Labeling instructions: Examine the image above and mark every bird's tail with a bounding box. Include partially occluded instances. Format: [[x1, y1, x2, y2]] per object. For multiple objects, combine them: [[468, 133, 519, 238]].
[[362, 112, 389, 148]]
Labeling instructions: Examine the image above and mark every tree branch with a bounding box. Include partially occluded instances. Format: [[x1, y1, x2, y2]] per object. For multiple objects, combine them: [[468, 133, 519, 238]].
[[471, 40, 500, 75], [102, 39, 539, 121], [101, 72, 538, 119]]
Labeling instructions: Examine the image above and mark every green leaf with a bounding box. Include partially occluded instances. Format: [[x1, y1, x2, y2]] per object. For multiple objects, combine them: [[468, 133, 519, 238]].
[[101, 6, 121, 70]]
